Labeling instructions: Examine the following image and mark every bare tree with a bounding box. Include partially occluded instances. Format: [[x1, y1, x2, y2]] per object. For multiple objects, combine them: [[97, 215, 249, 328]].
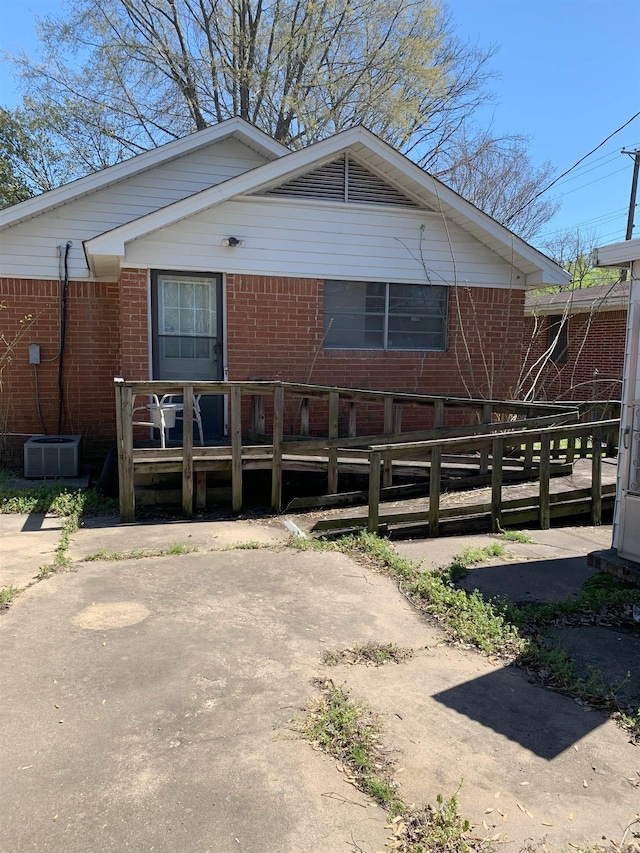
[[433, 130, 559, 240], [0, 0, 553, 236]]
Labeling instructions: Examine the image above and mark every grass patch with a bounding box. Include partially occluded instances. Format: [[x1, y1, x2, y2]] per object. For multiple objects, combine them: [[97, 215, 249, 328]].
[[301, 679, 491, 851], [446, 542, 506, 581], [322, 642, 414, 667], [0, 485, 118, 579], [390, 793, 491, 853], [84, 543, 197, 561], [224, 540, 267, 550], [0, 585, 18, 609], [497, 529, 534, 544], [302, 679, 403, 813]]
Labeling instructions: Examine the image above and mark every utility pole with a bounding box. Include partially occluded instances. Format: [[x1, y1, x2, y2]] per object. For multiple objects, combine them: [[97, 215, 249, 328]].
[[621, 148, 640, 282]]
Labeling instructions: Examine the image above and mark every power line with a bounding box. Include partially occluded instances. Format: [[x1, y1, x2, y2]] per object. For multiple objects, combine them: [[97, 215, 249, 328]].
[[510, 110, 640, 219]]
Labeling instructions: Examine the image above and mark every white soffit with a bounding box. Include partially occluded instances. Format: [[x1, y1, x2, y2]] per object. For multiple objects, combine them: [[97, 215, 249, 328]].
[[0, 117, 288, 232]]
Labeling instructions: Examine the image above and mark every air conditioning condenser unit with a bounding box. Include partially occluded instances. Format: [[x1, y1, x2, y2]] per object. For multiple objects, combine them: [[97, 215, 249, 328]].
[[24, 435, 82, 479]]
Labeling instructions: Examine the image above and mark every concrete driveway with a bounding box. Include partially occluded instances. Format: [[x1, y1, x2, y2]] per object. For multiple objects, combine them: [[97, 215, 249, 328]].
[[1, 519, 639, 852]]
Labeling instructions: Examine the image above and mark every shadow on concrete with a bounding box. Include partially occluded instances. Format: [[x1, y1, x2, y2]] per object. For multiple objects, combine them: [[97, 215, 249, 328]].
[[458, 555, 596, 604], [432, 664, 607, 760]]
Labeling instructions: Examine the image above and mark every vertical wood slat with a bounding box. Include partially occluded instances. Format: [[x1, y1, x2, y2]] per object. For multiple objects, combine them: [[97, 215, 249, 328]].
[[196, 471, 207, 510], [367, 450, 382, 533], [428, 444, 442, 537], [523, 408, 535, 469], [300, 397, 310, 436], [382, 396, 394, 488], [327, 391, 340, 494], [434, 400, 444, 429], [591, 426, 602, 525], [393, 404, 403, 435], [116, 381, 135, 523], [182, 384, 194, 518], [271, 384, 284, 512], [565, 429, 576, 464], [479, 403, 492, 475], [491, 436, 504, 533], [539, 434, 551, 529], [250, 394, 265, 439], [348, 402, 357, 438], [231, 385, 243, 513]]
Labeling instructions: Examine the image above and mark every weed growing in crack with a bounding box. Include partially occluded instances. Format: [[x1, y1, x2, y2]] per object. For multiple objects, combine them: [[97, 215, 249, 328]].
[[322, 642, 414, 667], [84, 543, 197, 562], [0, 585, 18, 609]]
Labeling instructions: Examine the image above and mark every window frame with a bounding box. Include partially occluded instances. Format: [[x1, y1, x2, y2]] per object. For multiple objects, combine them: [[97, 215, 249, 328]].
[[547, 314, 568, 364], [322, 280, 449, 352]]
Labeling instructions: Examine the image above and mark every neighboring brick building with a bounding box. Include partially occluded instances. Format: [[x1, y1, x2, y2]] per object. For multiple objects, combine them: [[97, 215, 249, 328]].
[[523, 282, 627, 402], [0, 117, 569, 457]]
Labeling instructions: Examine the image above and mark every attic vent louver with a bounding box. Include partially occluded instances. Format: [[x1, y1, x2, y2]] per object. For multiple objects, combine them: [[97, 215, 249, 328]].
[[262, 155, 419, 207]]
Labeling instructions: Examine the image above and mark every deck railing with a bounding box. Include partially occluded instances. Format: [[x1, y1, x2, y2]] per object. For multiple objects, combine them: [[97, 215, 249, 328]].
[[114, 377, 619, 525]]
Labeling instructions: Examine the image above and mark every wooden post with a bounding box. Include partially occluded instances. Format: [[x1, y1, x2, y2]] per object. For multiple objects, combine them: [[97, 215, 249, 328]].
[[231, 385, 243, 513], [491, 436, 504, 533], [348, 401, 357, 438], [271, 384, 284, 512], [382, 396, 394, 488], [428, 444, 442, 538], [115, 380, 135, 523], [434, 399, 444, 430], [524, 408, 535, 469], [591, 426, 602, 525], [393, 404, 403, 435], [196, 471, 207, 510], [300, 397, 310, 436], [250, 394, 265, 439], [539, 434, 551, 530], [182, 384, 194, 518], [566, 428, 576, 464], [327, 390, 340, 493], [367, 450, 381, 533], [479, 402, 492, 475]]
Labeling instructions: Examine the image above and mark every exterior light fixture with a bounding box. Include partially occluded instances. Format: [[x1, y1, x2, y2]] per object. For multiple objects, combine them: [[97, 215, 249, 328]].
[[221, 237, 245, 247]]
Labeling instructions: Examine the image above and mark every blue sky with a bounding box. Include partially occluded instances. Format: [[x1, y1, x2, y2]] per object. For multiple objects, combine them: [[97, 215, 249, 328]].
[[1, 0, 639, 248]]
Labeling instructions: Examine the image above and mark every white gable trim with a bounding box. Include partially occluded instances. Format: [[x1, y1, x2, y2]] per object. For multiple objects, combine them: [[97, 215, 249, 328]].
[[84, 126, 569, 287], [0, 118, 287, 232]]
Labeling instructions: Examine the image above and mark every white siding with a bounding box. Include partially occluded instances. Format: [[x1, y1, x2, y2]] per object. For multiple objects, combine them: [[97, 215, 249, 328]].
[[124, 197, 528, 289], [0, 139, 268, 280]]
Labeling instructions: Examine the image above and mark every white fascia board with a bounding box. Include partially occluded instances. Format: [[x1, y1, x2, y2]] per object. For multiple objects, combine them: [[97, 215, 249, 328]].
[[593, 238, 640, 268], [85, 124, 568, 286], [0, 117, 288, 232]]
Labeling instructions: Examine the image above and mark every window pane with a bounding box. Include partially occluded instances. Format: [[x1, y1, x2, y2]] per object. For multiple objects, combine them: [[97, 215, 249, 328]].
[[323, 281, 384, 348], [162, 337, 180, 358], [162, 307, 179, 335], [387, 284, 447, 349], [162, 281, 180, 308], [179, 283, 194, 309]]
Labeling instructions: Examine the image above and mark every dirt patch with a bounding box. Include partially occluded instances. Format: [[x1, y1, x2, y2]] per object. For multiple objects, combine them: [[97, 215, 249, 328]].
[[73, 601, 150, 629]]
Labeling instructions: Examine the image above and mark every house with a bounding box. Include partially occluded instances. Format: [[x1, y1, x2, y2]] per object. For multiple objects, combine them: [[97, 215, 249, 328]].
[[0, 117, 570, 455], [593, 238, 639, 562], [522, 281, 627, 402]]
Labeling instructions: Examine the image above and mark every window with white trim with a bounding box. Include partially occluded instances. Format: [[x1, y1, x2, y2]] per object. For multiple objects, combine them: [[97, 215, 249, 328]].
[[323, 281, 448, 351]]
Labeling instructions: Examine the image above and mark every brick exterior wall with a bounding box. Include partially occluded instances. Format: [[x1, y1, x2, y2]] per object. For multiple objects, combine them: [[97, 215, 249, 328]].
[[1, 277, 120, 453], [1, 270, 527, 452], [523, 310, 626, 401]]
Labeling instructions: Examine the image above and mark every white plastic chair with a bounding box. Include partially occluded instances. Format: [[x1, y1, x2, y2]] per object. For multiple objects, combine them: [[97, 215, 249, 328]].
[[160, 394, 204, 446], [132, 394, 203, 447]]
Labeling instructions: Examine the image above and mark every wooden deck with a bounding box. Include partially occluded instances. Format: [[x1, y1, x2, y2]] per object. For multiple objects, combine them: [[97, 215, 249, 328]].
[[114, 378, 620, 535]]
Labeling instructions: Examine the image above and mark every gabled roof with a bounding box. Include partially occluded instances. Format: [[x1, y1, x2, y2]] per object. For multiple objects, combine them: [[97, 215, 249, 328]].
[[0, 117, 288, 231], [84, 124, 570, 288], [593, 237, 640, 268], [525, 281, 629, 316]]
